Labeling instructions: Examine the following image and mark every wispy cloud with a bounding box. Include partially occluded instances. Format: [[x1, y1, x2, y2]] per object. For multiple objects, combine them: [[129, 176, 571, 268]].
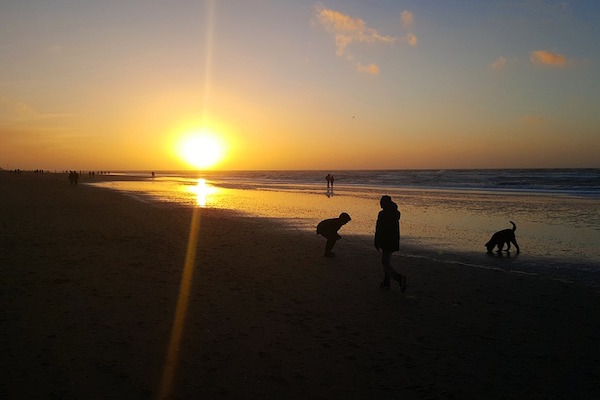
[[401, 10, 414, 28], [490, 56, 508, 71], [316, 6, 397, 56], [356, 63, 379, 75], [530, 50, 568, 67], [315, 5, 416, 75], [403, 32, 417, 46]]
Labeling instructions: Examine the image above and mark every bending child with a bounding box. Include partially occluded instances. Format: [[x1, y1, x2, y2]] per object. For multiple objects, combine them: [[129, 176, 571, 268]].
[[317, 212, 351, 257]]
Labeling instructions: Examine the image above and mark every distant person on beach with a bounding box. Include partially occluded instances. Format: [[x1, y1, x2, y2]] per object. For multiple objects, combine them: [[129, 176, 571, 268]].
[[68, 171, 79, 186], [375, 195, 406, 292], [330, 174, 335, 189], [317, 212, 351, 257], [326, 174, 331, 189]]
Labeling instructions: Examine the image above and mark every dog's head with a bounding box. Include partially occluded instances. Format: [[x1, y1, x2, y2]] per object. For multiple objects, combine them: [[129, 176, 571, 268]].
[[485, 241, 495, 252]]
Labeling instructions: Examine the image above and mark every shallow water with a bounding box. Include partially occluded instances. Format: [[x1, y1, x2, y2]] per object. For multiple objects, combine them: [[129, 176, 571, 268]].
[[89, 174, 600, 287]]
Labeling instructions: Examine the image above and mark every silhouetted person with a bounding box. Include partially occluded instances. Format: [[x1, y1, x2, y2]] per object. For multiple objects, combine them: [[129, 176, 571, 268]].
[[330, 174, 335, 189], [317, 212, 351, 257], [375, 195, 406, 292], [326, 174, 331, 189], [68, 171, 76, 185]]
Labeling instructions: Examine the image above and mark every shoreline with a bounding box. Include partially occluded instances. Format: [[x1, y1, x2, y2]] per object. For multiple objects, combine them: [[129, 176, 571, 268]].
[[95, 168, 600, 198], [8, 171, 600, 279], [2, 172, 600, 398], [83, 172, 600, 284]]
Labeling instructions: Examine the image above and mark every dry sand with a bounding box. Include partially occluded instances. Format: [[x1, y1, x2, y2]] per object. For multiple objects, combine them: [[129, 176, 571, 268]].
[[1, 172, 599, 399]]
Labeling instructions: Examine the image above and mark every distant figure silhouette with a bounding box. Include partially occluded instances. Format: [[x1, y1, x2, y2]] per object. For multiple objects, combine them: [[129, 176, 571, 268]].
[[317, 212, 351, 257], [375, 195, 406, 292], [151, 171, 155, 178], [326, 174, 332, 189], [68, 171, 79, 186], [330, 175, 335, 189]]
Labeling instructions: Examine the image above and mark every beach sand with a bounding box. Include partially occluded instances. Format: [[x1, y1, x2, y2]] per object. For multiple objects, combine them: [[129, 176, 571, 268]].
[[1, 172, 599, 399]]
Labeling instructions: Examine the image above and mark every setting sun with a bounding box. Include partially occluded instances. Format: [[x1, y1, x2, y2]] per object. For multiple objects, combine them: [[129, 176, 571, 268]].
[[177, 130, 225, 169]]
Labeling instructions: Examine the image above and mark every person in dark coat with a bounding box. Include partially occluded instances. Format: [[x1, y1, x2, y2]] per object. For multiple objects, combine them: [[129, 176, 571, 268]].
[[317, 212, 351, 257], [374, 195, 406, 291]]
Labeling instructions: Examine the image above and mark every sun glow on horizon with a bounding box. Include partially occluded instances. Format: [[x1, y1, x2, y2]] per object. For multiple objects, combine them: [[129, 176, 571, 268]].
[[177, 129, 225, 169]]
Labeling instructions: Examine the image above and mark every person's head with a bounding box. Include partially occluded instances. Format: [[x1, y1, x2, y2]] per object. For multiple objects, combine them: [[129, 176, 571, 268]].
[[338, 212, 351, 224], [380, 195, 393, 208]]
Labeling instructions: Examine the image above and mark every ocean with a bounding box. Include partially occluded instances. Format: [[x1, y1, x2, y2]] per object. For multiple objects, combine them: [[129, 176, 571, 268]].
[[88, 169, 600, 287]]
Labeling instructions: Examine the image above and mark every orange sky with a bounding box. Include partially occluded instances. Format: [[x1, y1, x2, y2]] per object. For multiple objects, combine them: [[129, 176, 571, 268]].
[[1, 1, 599, 171]]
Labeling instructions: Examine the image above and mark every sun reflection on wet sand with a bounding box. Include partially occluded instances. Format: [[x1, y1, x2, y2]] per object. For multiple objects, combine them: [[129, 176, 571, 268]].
[[188, 178, 219, 207], [88, 179, 600, 264]]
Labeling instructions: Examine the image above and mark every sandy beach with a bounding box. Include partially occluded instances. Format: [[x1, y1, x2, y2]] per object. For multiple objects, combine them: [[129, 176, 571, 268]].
[[1, 172, 599, 399]]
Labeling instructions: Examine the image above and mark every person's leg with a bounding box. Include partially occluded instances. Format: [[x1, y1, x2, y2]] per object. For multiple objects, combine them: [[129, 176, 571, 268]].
[[324, 236, 338, 256], [381, 251, 392, 286], [382, 250, 406, 291]]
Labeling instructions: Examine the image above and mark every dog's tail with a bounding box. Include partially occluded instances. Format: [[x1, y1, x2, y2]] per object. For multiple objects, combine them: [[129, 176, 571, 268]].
[[510, 221, 516, 231]]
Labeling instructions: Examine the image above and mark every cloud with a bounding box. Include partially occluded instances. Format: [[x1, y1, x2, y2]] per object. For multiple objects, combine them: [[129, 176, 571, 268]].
[[316, 6, 397, 56], [401, 10, 414, 28], [490, 56, 507, 71], [403, 33, 417, 46], [356, 63, 379, 75], [530, 50, 568, 67], [315, 6, 417, 75]]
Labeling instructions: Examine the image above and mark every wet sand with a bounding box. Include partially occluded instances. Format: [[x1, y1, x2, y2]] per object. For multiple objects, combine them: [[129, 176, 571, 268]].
[[1, 172, 599, 399]]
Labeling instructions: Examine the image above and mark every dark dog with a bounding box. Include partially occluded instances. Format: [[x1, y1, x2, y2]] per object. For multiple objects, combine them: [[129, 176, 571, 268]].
[[485, 221, 520, 253]]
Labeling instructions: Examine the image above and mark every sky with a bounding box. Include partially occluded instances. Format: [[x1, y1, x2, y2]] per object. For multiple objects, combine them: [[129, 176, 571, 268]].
[[1, 0, 599, 171]]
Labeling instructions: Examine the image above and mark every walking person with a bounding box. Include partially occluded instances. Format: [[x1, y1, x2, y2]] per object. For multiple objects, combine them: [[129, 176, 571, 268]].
[[317, 212, 351, 257], [375, 195, 407, 292]]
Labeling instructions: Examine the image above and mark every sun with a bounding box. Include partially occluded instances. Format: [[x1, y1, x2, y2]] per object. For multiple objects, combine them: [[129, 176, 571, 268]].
[[177, 130, 225, 169]]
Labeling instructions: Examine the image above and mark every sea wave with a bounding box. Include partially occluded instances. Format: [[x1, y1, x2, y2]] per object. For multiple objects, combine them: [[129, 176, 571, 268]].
[[127, 169, 600, 198]]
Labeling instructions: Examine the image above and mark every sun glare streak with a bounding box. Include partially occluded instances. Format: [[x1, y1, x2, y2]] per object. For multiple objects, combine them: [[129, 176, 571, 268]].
[[202, 0, 216, 116], [158, 1, 216, 399], [158, 208, 200, 400]]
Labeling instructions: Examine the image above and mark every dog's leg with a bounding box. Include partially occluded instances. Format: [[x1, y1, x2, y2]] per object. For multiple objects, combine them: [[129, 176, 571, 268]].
[[512, 240, 520, 253]]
